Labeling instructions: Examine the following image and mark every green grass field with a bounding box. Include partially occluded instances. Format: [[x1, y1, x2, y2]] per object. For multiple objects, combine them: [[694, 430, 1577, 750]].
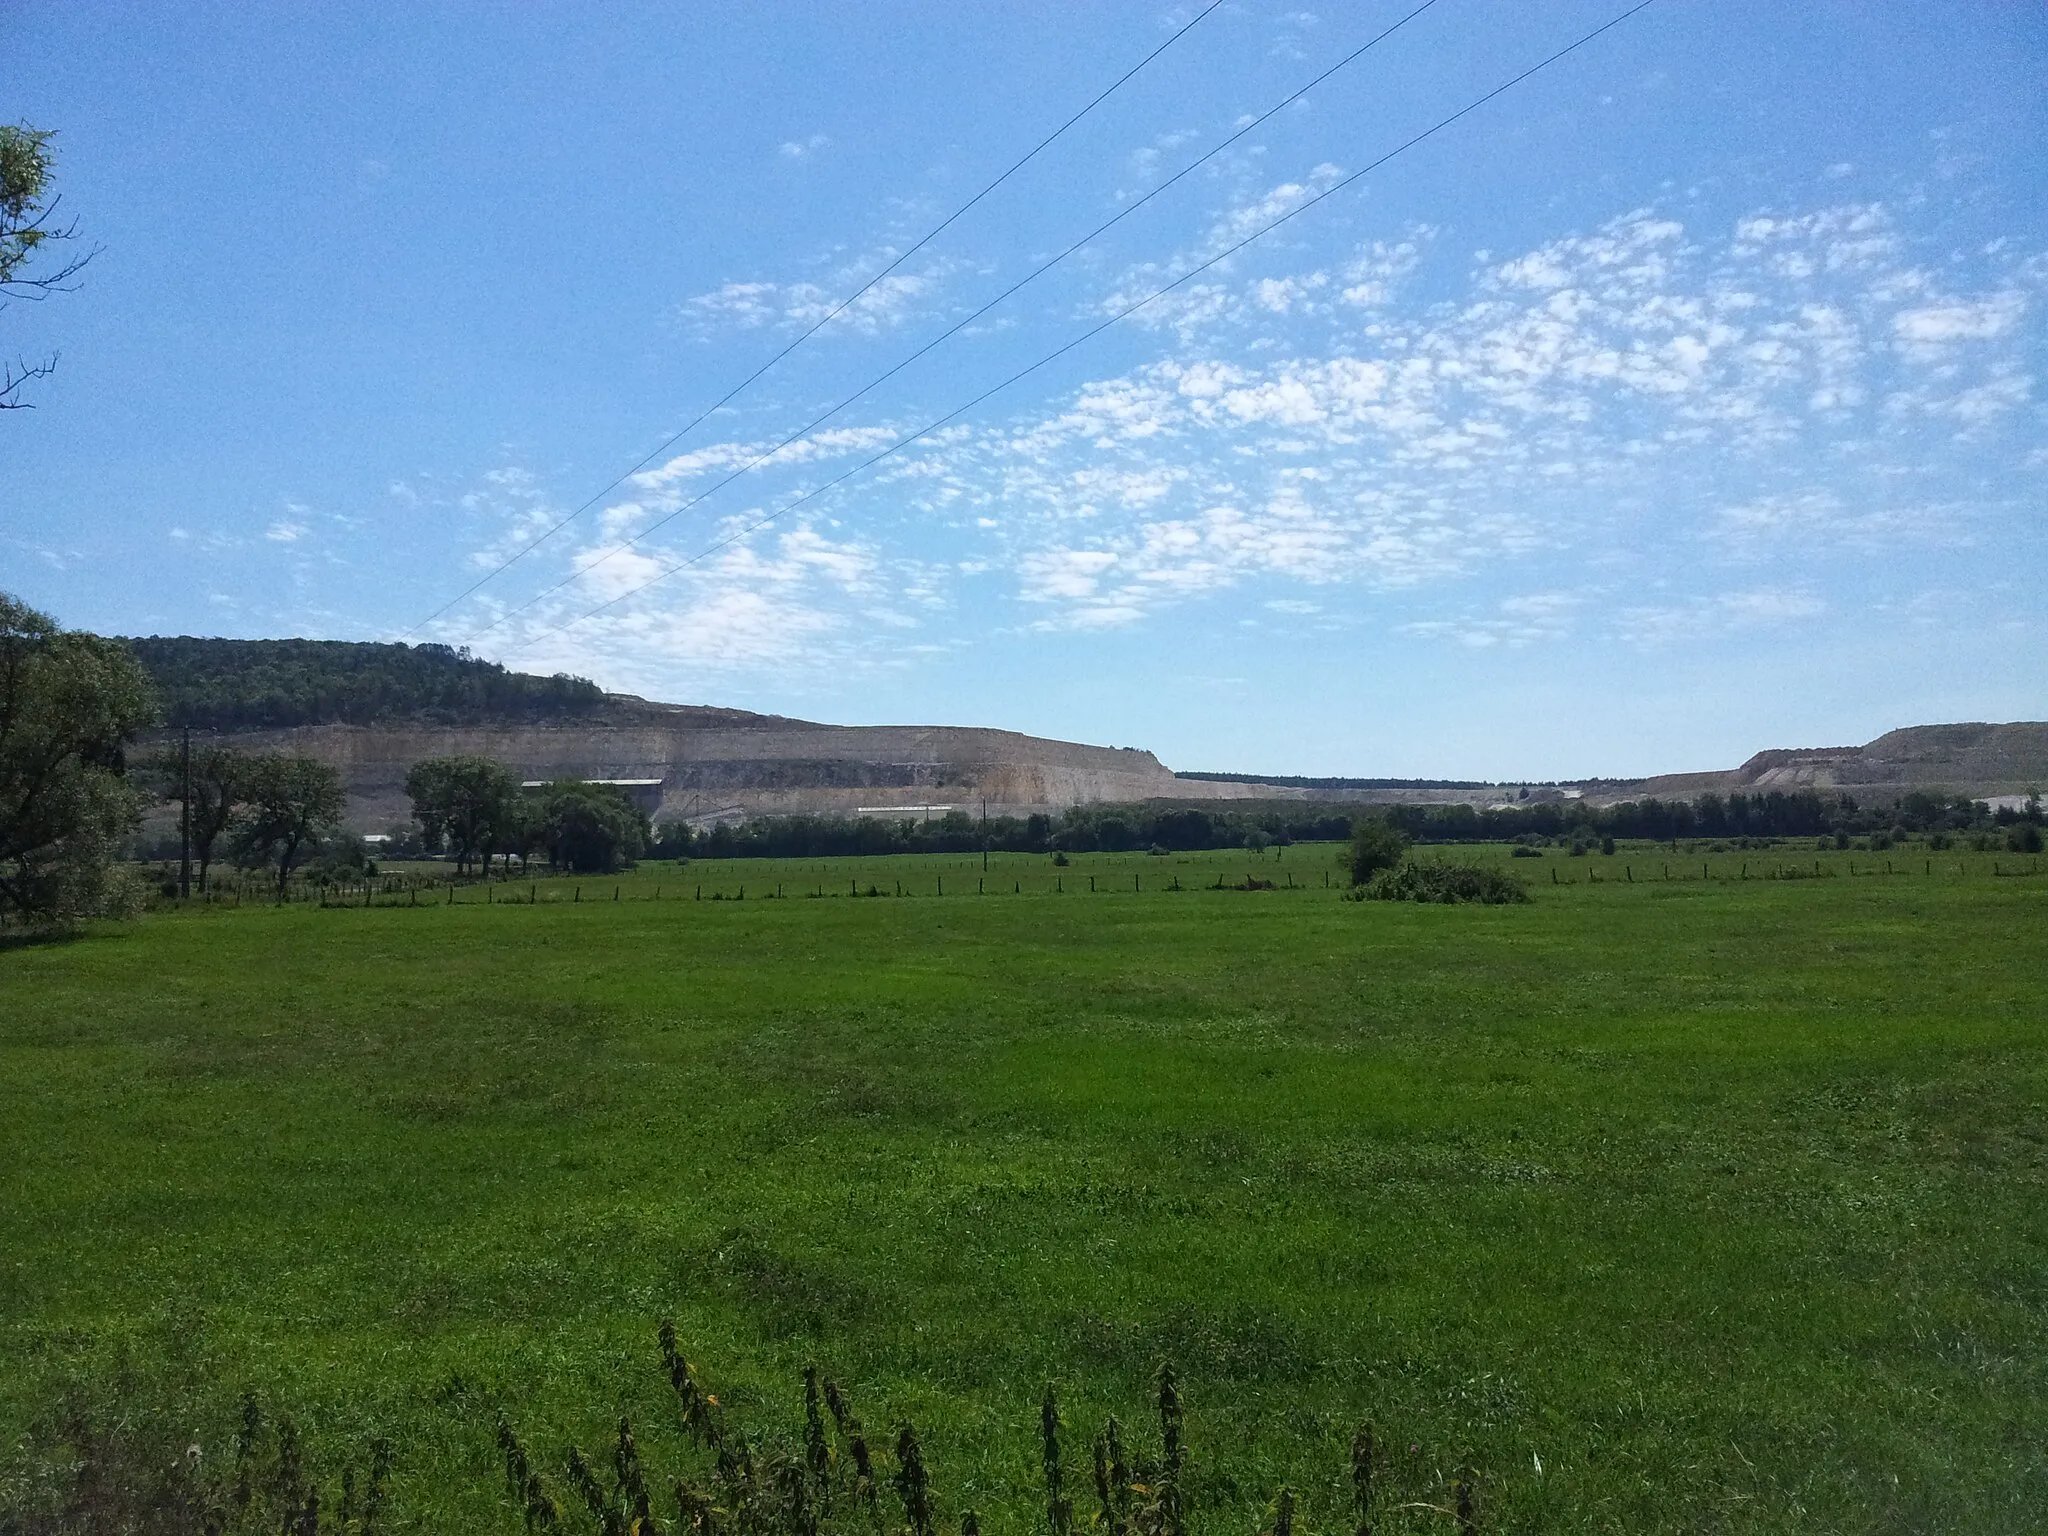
[[3, 844, 2045, 1532]]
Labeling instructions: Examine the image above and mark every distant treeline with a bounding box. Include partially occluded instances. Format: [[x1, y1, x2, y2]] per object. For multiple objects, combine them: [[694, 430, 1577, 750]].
[[123, 637, 606, 730], [1175, 771, 1497, 790], [661, 788, 2039, 861]]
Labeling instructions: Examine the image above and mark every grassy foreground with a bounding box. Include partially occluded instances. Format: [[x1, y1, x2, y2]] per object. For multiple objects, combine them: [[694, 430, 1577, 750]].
[[2, 845, 2044, 1532]]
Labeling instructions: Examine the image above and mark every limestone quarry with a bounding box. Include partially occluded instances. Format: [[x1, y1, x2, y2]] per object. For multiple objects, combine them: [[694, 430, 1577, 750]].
[[170, 695, 2048, 832]]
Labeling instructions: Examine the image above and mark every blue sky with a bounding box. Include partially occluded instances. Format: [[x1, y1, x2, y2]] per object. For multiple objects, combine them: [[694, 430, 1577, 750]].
[[5, 1, 2044, 779]]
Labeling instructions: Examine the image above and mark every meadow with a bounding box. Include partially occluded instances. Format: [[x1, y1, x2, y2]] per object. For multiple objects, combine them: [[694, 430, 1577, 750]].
[[2, 842, 2044, 1533]]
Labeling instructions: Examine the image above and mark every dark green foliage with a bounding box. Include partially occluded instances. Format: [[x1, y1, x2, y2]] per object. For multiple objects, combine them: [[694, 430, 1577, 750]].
[[479, 1352, 1384, 1536], [540, 780, 648, 873], [2, 123, 95, 408], [1156, 1365, 1185, 1536], [1345, 819, 1410, 886], [122, 637, 603, 731], [0, 592, 154, 922], [1039, 1389, 1070, 1536], [894, 1426, 933, 1536], [1349, 862, 1531, 904], [1350, 1427, 1373, 1536], [405, 755, 519, 874], [1175, 772, 1492, 791], [232, 754, 345, 897], [2008, 822, 2043, 853], [804, 1368, 831, 1499], [140, 741, 246, 891], [665, 782, 2029, 868], [0, 1392, 385, 1536]]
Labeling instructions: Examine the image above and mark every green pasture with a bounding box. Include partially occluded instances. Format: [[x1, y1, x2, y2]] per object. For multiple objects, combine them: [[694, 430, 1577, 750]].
[[2, 844, 2045, 1532]]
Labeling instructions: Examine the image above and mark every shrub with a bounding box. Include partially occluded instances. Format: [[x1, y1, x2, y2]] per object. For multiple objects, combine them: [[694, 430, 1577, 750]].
[[1347, 861, 1530, 904], [1510, 846, 1543, 859], [1346, 818, 1410, 885], [2010, 823, 2044, 854]]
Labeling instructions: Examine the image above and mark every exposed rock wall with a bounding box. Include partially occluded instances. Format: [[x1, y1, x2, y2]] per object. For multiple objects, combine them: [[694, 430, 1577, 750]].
[[1605, 722, 2048, 804], [181, 714, 1289, 829], [151, 706, 2048, 831]]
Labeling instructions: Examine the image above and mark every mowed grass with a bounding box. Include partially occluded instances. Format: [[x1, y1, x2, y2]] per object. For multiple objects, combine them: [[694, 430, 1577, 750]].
[[2, 845, 2045, 1533]]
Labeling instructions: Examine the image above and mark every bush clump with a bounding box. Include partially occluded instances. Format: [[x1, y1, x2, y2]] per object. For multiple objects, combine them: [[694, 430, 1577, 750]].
[[1348, 861, 1531, 905]]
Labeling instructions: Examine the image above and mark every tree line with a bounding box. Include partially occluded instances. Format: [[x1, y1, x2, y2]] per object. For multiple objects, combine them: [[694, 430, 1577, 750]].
[[122, 636, 606, 731], [4, 589, 2042, 924], [661, 787, 2041, 863], [1, 593, 656, 921]]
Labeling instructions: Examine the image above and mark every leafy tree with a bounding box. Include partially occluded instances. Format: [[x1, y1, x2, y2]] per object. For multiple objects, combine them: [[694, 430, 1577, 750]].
[[1346, 817, 1410, 886], [405, 754, 519, 875], [142, 740, 246, 892], [2, 123, 95, 409], [540, 780, 647, 873], [0, 593, 155, 922], [493, 793, 551, 872], [235, 754, 345, 898]]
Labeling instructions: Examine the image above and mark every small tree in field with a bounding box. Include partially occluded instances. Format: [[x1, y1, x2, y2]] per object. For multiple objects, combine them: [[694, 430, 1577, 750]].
[[1346, 816, 1410, 886], [235, 754, 344, 898]]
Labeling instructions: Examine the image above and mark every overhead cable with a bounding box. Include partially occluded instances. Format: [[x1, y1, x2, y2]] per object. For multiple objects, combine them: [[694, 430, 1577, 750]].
[[501, 0, 1660, 658], [464, 0, 1444, 642], [401, 0, 1226, 638]]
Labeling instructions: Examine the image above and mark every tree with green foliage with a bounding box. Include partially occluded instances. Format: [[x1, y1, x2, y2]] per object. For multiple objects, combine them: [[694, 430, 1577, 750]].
[[142, 740, 247, 893], [1346, 816, 1410, 886], [2, 123, 96, 409], [235, 754, 345, 898], [405, 754, 519, 875], [0, 593, 155, 922], [539, 780, 647, 873]]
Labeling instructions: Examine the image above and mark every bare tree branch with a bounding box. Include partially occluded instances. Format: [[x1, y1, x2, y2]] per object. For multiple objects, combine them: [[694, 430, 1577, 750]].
[[0, 353, 57, 409]]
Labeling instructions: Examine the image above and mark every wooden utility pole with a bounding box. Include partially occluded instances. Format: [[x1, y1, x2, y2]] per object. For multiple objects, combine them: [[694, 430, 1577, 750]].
[[178, 727, 192, 900], [981, 797, 989, 872]]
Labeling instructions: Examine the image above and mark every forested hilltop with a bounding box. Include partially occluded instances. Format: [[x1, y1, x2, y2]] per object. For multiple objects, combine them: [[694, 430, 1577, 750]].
[[122, 637, 606, 730]]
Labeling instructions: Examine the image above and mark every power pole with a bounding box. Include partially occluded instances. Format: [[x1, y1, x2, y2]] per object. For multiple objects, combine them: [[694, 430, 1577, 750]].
[[981, 797, 989, 873], [178, 727, 192, 900]]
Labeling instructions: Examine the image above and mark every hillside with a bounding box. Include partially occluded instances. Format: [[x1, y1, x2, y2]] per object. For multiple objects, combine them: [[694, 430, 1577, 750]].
[[124, 636, 1282, 827], [124, 637, 2047, 827], [124, 636, 613, 729], [1608, 721, 2048, 804]]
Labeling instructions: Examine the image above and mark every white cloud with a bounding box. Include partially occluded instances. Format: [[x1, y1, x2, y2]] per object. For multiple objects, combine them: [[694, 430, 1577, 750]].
[[1614, 587, 1826, 646], [448, 182, 2041, 686], [265, 520, 309, 543], [683, 244, 952, 337], [1893, 291, 2025, 356], [1400, 592, 1582, 649]]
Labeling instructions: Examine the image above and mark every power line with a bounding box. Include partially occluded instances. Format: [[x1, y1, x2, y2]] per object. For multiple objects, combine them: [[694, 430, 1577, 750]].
[[401, 0, 1226, 639], [462, 0, 1443, 643], [501, 0, 1660, 660]]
